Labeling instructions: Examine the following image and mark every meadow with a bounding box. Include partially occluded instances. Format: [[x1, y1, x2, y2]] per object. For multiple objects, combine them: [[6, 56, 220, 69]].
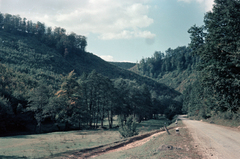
[[0, 117, 170, 159], [93, 120, 202, 159]]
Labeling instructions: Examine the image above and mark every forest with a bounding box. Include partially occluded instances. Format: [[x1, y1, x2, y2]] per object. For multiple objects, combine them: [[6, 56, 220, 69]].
[[0, 12, 181, 135], [1, 0, 240, 136], [136, 0, 240, 123], [137, 46, 197, 79], [0, 12, 87, 56]]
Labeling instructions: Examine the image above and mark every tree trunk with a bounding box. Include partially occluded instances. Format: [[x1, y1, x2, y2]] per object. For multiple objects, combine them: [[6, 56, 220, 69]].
[[110, 111, 113, 128], [65, 121, 69, 130], [101, 105, 104, 128], [39, 122, 42, 133], [107, 111, 112, 128]]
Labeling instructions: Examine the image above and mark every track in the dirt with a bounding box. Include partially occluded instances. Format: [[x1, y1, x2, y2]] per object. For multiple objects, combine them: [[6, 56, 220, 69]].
[[45, 127, 176, 159]]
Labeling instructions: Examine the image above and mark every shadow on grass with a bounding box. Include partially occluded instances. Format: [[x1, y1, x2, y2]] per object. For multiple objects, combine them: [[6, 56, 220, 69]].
[[75, 127, 120, 135], [3, 135, 35, 139], [137, 119, 170, 131], [0, 155, 27, 159]]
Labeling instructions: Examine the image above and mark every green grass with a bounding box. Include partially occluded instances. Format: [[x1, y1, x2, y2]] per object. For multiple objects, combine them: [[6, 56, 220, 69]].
[[190, 114, 240, 128], [137, 117, 170, 134], [0, 130, 121, 159], [94, 121, 202, 159], [0, 118, 169, 159]]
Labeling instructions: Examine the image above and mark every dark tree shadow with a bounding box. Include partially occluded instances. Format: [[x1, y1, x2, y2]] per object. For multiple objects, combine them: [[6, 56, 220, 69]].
[[0, 155, 28, 159]]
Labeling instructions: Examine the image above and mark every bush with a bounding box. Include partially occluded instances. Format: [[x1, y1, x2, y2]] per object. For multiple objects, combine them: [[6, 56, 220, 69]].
[[118, 115, 139, 138], [220, 111, 234, 120]]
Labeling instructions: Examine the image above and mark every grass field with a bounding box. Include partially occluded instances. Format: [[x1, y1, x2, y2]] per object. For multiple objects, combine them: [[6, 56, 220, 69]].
[[0, 117, 169, 159], [94, 121, 202, 159]]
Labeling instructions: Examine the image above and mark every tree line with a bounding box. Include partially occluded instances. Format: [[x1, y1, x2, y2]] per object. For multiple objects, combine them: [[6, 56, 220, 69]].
[[137, 46, 198, 79], [30, 70, 181, 132], [0, 12, 87, 57], [136, 0, 240, 121], [0, 63, 181, 134], [183, 0, 240, 119]]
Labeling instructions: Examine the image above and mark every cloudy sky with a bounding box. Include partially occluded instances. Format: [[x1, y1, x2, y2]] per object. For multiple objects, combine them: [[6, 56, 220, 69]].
[[0, 0, 214, 62]]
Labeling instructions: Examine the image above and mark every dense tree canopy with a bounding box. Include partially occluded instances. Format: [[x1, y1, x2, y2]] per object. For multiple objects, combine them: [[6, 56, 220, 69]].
[[185, 0, 240, 116], [0, 12, 87, 56], [137, 46, 197, 79], [0, 12, 182, 135]]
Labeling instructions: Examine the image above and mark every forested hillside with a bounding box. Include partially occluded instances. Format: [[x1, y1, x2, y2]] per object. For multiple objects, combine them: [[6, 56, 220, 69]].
[[134, 46, 198, 93], [134, 0, 240, 124], [0, 13, 182, 135]]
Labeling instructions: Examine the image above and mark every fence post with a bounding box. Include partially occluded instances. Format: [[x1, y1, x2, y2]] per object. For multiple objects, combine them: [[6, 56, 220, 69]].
[[164, 126, 170, 135]]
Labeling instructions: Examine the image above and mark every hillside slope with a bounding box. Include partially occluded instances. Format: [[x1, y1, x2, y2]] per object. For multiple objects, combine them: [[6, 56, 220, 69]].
[[157, 70, 197, 93], [128, 46, 198, 93], [0, 30, 180, 98], [129, 63, 197, 94]]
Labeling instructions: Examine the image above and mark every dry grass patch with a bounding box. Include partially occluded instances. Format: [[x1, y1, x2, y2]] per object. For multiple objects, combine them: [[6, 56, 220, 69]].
[[93, 121, 202, 159]]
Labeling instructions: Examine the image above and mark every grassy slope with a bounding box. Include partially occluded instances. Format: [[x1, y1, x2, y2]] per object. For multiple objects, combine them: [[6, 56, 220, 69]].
[[129, 63, 197, 94], [158, 70, 197, 93], [0, 31, 180, 97]]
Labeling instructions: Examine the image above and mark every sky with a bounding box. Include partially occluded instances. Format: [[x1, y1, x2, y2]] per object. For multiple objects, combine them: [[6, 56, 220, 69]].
[[0, 0, 214, 62]]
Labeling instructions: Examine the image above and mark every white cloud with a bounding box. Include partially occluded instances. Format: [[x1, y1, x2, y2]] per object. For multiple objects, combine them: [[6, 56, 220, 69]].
[[204, 0, 214, 12], [99, 55, 114, 61], [99, 29, 155, 40], [0, 0, 155, 40], [178, 0, 214, 11]]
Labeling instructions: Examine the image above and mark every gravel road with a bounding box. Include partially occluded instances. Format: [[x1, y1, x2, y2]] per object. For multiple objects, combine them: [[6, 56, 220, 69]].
[[180, 116, 240, 159]]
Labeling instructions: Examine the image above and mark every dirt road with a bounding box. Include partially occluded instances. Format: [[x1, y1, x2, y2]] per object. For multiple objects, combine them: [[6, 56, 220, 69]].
[[180, 116, 240, 159]]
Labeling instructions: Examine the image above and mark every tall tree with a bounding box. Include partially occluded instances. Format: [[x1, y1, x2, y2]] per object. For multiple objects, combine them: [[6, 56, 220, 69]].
[[0, 12, 4, 29], [54, 70, 80, 130], [188, 0, 240, 113], [28, 84, 50, 133]]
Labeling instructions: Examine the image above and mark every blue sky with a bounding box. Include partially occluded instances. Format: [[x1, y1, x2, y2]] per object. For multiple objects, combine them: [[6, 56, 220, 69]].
[[0, 0, 214, 62]]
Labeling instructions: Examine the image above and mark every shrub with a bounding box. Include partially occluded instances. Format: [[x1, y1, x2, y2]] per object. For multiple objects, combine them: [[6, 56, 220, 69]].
[[118, 115, 139, 138]]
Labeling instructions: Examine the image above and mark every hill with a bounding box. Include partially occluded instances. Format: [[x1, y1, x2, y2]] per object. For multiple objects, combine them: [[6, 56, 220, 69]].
[[0, 30, 179, 97], [130, 46, 198, 93], [0, 27, 182, 135], [157, 70, 197, 93], [132, 0, 240, 123]]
